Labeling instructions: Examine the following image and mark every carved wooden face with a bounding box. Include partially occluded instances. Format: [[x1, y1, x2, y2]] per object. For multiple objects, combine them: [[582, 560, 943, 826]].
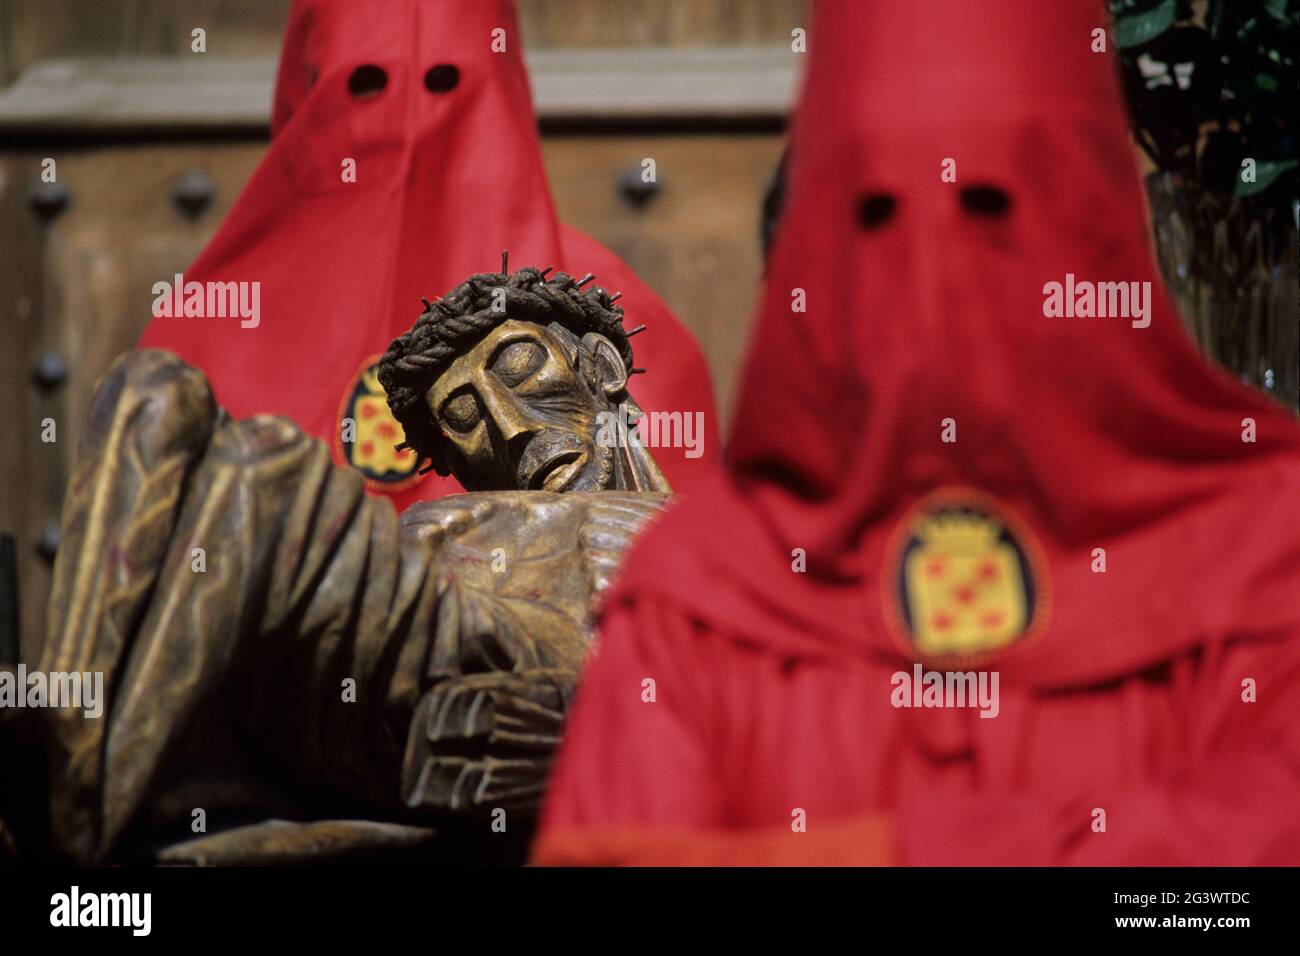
[[425, 319, 629, 492]]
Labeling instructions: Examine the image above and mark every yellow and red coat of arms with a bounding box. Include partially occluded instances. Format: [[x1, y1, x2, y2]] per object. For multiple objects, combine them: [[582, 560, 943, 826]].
[[335, 355, 423, 492], [884, 490, 1049, 666]]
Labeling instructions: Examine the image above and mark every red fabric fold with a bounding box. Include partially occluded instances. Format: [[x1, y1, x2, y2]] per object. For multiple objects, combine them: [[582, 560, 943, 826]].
[[536, 0, 1300, 866]]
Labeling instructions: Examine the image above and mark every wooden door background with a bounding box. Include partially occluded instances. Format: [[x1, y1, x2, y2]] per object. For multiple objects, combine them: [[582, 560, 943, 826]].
[[0, 0, 801, 662]]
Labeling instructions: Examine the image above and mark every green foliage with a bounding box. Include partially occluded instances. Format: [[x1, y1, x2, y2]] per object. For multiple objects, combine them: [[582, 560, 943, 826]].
[[1113, 0, 1179, 49], [1109, 0, 1298, 206], [1236, 158, 1298, 197]]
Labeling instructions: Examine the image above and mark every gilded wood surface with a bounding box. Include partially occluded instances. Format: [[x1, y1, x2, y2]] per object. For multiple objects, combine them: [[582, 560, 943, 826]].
[[24, 348, 667, 862]]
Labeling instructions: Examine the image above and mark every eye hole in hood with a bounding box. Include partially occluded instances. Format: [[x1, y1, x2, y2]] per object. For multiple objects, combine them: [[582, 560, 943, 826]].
[[348, 64, 388, 98], [857, 192, 897, 230], [960, 184, 1013, 218], [424, 64, 460, 93]]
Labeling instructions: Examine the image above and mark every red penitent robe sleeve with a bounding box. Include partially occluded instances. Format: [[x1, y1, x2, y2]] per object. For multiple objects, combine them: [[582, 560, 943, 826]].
[[538, 601, 726, 834], [533, 601, 893, 866], [537, 604, 1299, 866], [898, 635, 1300, 867]]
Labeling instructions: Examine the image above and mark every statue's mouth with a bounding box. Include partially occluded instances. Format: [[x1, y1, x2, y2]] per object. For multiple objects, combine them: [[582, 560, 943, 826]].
[[528, 451, 584, 492]]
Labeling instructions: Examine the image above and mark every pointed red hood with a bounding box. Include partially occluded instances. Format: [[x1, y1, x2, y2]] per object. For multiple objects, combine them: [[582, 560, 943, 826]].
[[609, 0, 1300, 687], [140, 0, 716, 507]]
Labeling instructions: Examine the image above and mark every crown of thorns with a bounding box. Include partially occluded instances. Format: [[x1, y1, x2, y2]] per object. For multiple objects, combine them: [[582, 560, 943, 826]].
[[377, 252, 647, 476]]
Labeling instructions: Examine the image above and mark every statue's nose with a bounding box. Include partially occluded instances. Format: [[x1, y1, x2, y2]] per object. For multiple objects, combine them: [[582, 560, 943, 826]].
[[477, 375, 538, 444]]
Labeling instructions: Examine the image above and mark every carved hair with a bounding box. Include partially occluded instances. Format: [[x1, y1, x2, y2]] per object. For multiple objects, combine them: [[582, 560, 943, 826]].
[[378, 261, 637, 476]]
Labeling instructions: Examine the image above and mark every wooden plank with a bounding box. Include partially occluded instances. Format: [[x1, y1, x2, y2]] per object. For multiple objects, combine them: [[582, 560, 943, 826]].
[[0, 0, 803, 84], [518, 0, 806, 49], [0, 48, 800, 135], [533, 47, 799, 123], [0, 0, 290, 86], [0, 148, 62, 663], [0, 144, 266, 661], [0, 57, 276, 133]]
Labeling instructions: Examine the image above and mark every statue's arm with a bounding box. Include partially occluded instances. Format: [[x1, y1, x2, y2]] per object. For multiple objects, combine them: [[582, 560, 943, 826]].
[[40, 350, 441, 859], [38, 350, 595, 861], [39, 348, 660, 863]]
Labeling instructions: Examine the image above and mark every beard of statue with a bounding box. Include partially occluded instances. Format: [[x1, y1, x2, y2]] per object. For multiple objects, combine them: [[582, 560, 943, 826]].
[[509, 420, 616, 492]]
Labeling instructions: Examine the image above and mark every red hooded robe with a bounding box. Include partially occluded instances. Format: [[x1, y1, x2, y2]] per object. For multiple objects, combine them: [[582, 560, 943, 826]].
[[139, 0, 717, 509], [534, 0, 1300, 866]]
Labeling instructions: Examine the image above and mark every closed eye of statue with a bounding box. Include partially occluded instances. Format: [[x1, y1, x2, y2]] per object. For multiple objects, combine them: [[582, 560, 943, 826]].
[[491, 339, 546, 388], [440, 392, 480, 433]]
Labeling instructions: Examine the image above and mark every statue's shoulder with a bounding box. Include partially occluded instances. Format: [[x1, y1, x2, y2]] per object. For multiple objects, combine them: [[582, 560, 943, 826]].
[[398, 491, 670, 549], [398, 490, 672, 611]]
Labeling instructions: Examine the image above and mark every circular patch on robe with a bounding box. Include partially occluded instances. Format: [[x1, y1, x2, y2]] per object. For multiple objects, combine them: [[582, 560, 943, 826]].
[[883, 489, 1050, 667], [335, 355, 423, 492]]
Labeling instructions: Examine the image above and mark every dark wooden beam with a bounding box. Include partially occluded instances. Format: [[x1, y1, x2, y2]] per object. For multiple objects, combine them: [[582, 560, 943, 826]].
[[0, 47, 799, 138]]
